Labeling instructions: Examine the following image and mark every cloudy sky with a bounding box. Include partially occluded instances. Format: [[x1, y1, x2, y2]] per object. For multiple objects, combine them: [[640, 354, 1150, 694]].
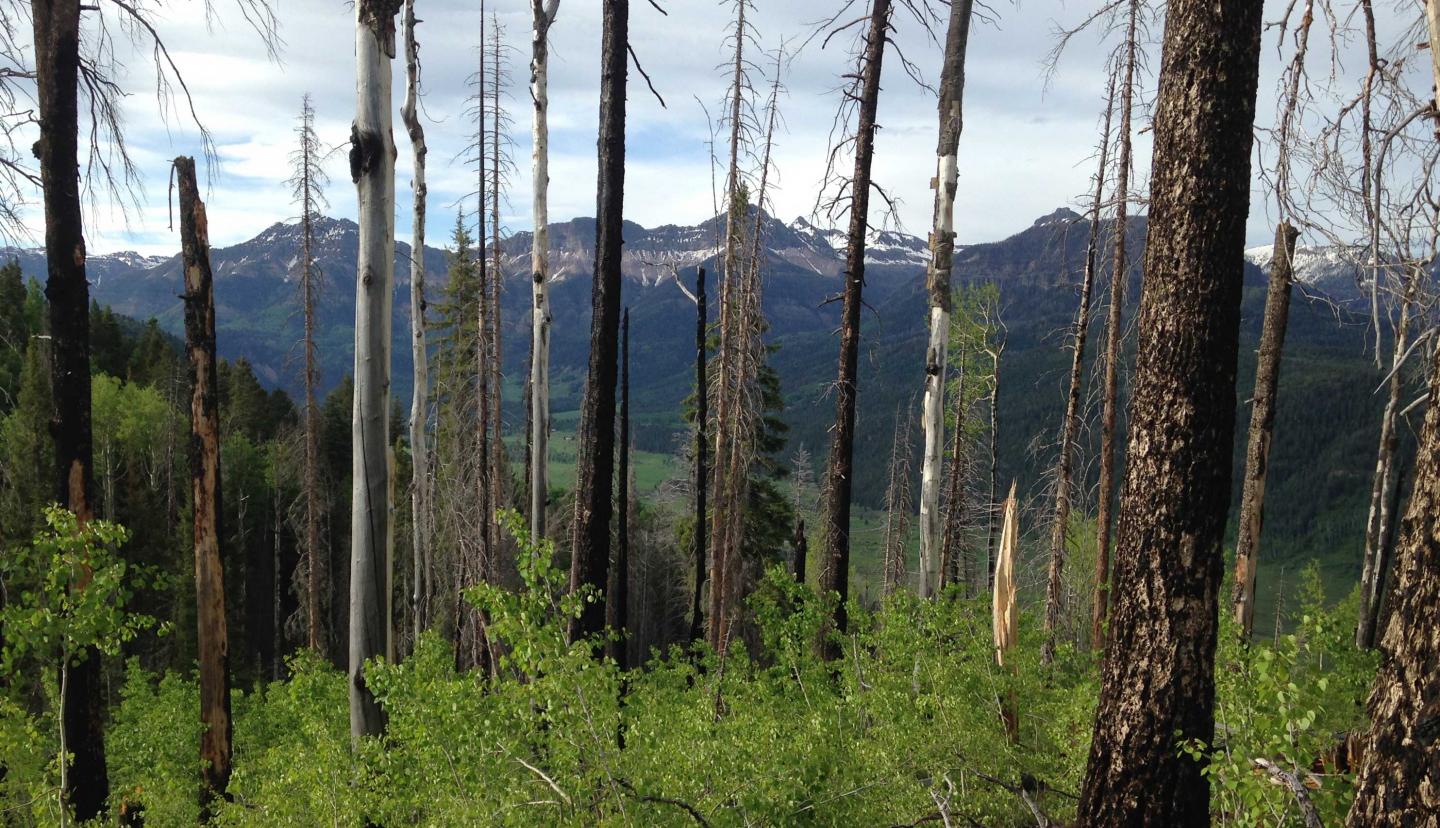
[[15, 0, 1410, 256]]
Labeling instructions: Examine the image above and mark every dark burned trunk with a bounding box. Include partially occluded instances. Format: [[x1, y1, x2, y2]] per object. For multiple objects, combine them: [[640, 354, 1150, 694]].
[[1043, 81, 1114, 665], [792, 518, 807, 583], [1076, 0, 1263, 822], [34, 0, 106, 816], [819, 0, 891, 660], [1346, 336, 1440, 824], [569, 0, 627, 643], [1231, 222, 1299, 640], [690, 267, 708, 643], [177, 156, 234, 808], [607, 309, 631, 669]]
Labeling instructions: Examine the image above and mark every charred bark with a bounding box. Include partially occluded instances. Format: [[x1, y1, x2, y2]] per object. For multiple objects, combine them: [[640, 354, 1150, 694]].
[[689, 267, 708, 643], [177, 156, 234, 808], [607, 309, 631, 668], [569, 0, 627, 643], [819, 0, 891, 660], [1076, 0, 1264, 821], [1231, 222, 1298, 640]]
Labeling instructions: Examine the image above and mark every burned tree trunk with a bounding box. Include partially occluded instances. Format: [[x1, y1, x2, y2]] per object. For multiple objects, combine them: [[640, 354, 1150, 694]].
[[819, 0, 892, 659], [1231, 222, 1299, 640], [1091, 0, 1141, 651], [488, 21, 505, 566], [689, 267, 708, 642], [568, 0, 628, 643], [1345, 324, 1440, 824], [1043, 81, 1114, 665], [529, 0, 560, 539], [176, 156, 234, 808], [917, 0, 974, 599], [33, 0, 106, 816], [401, 0, 430, 645], [607, 309, 631, 668], [348, 0, 401, 742], [1076, 0, 1264, 821]]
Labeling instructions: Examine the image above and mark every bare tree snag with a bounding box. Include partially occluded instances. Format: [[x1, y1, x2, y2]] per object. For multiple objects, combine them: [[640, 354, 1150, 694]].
[[529, 0, 560, 539], [487, 19, 505, 567], [401, 0, 430, 646], [1231, 222, 1299, 640], [1345, 320, 1440, 824], [1091, 0, 1140, 651], [1044, 76, 1115, 665], [568, 0, 628, 643], [607, 308, 631, 669], [1076, 0, 1264, 821], [349, 0, 401, 742], [176, 156, 234, 808], [918, 0, 974, 600], [690, 267, 709, 643], [940, 350, 968, 592], [819, 0, 892, 660], [33, 0, 106, 815]]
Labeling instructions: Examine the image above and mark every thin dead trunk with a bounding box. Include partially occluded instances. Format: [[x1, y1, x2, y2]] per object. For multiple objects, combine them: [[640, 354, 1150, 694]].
[[940, 349, 968, 593], [607, 308, 631, 668], [1091, 0, 1140, 650], [689, 267, 708, 642], [488, 20, 504, 568], [1231, 222, 1299, 640], [176, 156, 234, 808], [918, 0, 974, 599], [984, 348, 1000, 588], [348, 0, 400, 742], [529, 0, 560, 539], [1076, 0, 1264, 820], [1043, 76, 1115, 665], [34, 0, 106, 815], [401, 0, 430, 645], [1357, 265, 1421, 649], [568, 0, 628, 643], [882, 405, 914, 597], [819, 0, 892, 660]]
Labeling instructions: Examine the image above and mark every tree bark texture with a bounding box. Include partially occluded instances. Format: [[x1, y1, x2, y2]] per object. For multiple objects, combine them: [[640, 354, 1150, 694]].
[[918, 0, 973, 600], [1231, 222, 1298, 640], [568, 0, 627, 643], [34, 0, 107, 816], [1076, 0, 1263, 822], [819, 0, 891, 659], [690, 267, 708, 643], [607, 309, 630, 669], [177, 156, 234, 807], [1345, 320, 1440, 824], [348, 0, 401, 742]]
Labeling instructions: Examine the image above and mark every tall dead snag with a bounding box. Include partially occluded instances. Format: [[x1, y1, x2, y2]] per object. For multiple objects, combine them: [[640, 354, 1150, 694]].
[[176, 156, 234, 808], [348, 0, 401, 742], [1345, 323, 1440, 823], [882, 405, 914, 597], [607, 309, 631, 668], [1076, 0, 1264, 821], [401, 0, 430, 645], [939, 350, 968, 591], [1091, 0, 1140, 650], [1043, 77, 1114, 665], [917, 0, 974, 600], [33, 0, 106, 815], [529, 0, 560, 539], [290, 95, 329, 654], [1231, 222, 1299, 640], [1357, 264, 1421, 649], [818, 0, 892, 659], [568, 0, 628, 643], [487, 18, 506, 567], [689, 267, 709, 643]]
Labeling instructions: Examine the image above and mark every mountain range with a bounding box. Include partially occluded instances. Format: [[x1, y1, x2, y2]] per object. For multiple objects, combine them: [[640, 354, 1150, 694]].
[[3, 208, 1393, 606]]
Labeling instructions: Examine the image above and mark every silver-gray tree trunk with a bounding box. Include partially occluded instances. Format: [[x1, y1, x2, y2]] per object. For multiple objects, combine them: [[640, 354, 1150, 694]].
[[401, 0, 429, 647], [529, 0, 559, 539]]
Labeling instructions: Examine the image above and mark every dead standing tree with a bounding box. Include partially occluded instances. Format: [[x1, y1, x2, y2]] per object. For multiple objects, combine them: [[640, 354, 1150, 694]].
[[688, 267, 709, 643], [400, 0, 431, 644], [176, 155, 233, 810], [917, 0, 974, 600], [569, 0, 630, 643], [529, 0, 560, 540], [1076, 0, 1265, 821], [349, 0, 402, 742], [288, 94, 330, 654]]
